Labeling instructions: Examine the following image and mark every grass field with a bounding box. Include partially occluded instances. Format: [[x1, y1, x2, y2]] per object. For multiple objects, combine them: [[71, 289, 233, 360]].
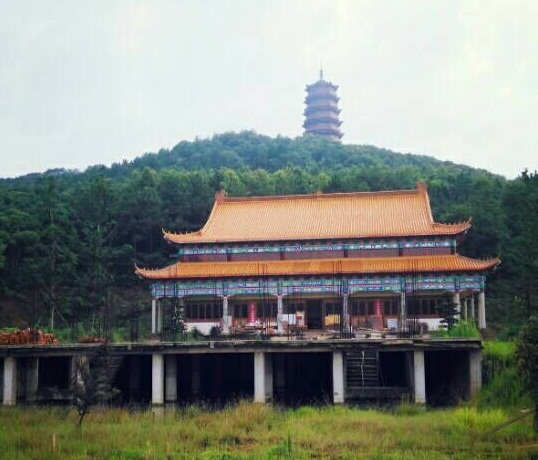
[[0, 402, 536, 459]]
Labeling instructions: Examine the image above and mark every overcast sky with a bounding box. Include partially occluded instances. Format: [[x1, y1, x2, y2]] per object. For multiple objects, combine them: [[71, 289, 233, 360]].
[[1, 1, 536, 179]]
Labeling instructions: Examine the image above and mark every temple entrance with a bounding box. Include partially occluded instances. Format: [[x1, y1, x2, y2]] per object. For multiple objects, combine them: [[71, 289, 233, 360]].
[[307, 300, 323, 329]]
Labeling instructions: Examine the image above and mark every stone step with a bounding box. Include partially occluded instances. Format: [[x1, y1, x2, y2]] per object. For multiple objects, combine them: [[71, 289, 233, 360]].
[[345, 350, 380, 388]]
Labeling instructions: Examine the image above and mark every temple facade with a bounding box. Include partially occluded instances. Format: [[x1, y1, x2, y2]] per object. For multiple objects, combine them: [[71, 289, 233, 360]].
[[136, 183, 499, 338], [303, 70, 343, 141]]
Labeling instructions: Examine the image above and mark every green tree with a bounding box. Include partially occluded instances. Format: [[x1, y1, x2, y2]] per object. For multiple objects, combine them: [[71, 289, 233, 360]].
[[502, 171, 538, 319], [33, 177, 78, 330], [436, 293, 459, 331], [72, 177, 131, 336]]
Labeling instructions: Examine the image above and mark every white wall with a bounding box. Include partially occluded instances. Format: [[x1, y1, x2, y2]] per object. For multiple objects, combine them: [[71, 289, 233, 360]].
[[185, 321, 220, 336]]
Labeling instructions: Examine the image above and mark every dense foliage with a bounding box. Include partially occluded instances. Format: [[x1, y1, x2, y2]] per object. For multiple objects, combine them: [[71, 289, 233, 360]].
[[0, 131, 536, 338]]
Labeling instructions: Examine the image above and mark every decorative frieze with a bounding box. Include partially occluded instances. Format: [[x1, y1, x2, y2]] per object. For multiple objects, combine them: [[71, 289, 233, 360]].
[[176, 239, 455, 257], [151, 273, 485, 298]]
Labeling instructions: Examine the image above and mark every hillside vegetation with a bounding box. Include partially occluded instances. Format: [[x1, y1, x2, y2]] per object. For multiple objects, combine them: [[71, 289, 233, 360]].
[[0, 132, 536, 338]]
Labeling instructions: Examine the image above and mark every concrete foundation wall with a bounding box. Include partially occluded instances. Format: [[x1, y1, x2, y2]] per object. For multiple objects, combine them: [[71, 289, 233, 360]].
[[0, 340, 482, 407]]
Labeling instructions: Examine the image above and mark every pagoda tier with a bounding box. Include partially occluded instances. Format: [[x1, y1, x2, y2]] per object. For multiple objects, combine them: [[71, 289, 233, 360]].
[[303, 118, 344, 129], [304, 104, 341, 116], [303, 111, 343, 124], [303, 71, 343, 140], [303, 128, 343, 141], [305, 91, 339, 104]]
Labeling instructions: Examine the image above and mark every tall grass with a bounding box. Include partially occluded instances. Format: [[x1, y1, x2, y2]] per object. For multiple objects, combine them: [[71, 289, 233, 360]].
[[0, 402, 535, 459], [477, 340, 532, 409]]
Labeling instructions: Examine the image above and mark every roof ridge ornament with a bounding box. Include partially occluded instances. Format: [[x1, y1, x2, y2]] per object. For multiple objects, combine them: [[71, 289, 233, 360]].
[[416, 181, 428, 192]]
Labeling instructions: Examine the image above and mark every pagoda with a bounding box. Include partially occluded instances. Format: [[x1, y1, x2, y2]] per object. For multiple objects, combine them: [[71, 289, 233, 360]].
[[303, 69, 343, 141], [136, 183, 499, 337]]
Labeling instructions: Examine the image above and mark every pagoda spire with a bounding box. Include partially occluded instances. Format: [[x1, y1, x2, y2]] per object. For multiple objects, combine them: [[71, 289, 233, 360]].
[[303, 71, 343, 141]]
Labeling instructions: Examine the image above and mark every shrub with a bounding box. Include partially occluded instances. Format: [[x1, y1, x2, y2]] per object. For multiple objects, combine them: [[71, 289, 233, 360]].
[[448, 320, 480, 338]]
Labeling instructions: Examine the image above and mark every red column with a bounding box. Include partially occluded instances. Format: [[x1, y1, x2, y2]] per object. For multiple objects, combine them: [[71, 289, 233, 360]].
[[247, 301, 258, 326], [373, 299, 383, 316], [371, 299, 384, 331]]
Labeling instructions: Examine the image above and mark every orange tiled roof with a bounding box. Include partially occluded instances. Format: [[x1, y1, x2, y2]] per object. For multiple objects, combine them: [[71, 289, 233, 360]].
[[164, 183, 470, 244], [135, 255, 499, 280]]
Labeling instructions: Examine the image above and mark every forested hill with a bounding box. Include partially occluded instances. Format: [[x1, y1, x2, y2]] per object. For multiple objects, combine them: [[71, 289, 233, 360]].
[[7, 130, 491, 182], [0, 131, 536, 337]]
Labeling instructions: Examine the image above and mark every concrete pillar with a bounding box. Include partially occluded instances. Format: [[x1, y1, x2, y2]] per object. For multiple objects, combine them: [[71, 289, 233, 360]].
[[151, 298, 157, 334], [332, 351, 345, 404], [413, 350, 426, 404], [191, 355, 201, 397], [152, 353, 164, 405], [342, 294, 350, 332], [276, 295, 284, 334], [469, 350, 482, 398], [254, 352, 273, 403], [400, 291, 407, 332], [222, 296, 230, 335], [165, 355, 178, 403], [463, 297, 468, 320], [157, 299, 163, 334], [453, 291, 461, 320], [3, 357, 17, 406], [478, 290, 486, 330], [151, 298, 164, 335], [25, 358, 39, 403], [470, 294, 476, 321]]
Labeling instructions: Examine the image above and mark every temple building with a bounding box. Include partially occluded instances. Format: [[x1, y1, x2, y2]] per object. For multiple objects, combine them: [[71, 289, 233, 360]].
[[136, 182, 499, 338], [0, 183, 497, 408], [303, 70, 343, 141]]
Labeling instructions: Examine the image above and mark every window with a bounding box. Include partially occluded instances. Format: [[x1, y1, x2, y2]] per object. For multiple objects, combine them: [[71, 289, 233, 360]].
[[407, 297, 439, 316], [257, 302, 277, 317], [350, 301, 372, 315], [284, 302, 305, 314], [184, 301, 222, 320], [324, 301, 342, 314], [233, 303, 248, 318], [383, 300, 399, 316]]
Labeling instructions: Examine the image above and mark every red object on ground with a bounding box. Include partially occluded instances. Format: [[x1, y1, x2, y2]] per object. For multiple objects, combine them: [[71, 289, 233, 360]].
[[0, 328, 57, 345]]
